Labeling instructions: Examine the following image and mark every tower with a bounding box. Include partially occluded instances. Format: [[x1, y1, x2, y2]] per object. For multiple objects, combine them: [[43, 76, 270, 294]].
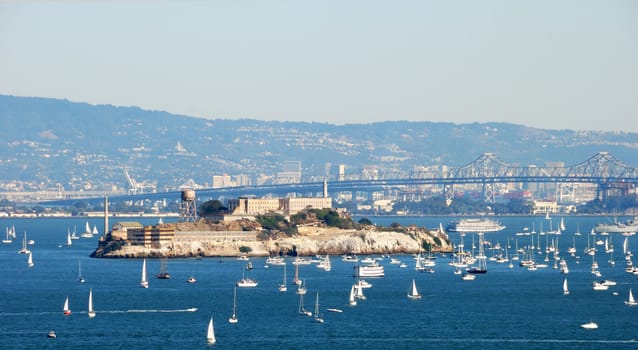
[[179, 189, 197, 223]]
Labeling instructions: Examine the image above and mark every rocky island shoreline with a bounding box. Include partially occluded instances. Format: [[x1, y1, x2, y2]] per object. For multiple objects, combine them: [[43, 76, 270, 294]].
[[91, 210, 453, 259]]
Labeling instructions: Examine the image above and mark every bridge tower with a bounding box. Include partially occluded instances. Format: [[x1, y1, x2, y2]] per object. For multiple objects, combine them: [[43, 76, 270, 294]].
[[179, 189, 198, 223]]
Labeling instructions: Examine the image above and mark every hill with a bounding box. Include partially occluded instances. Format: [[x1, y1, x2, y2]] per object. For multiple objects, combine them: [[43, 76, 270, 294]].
[[1, 94, 637, 193]]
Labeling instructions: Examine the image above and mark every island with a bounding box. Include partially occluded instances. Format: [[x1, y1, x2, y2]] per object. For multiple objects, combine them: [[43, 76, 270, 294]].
[[90, 209, 453, 258]]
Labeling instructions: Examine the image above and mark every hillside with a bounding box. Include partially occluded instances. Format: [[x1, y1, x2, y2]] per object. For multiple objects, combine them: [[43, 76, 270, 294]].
[[1, 94, 637, 193]]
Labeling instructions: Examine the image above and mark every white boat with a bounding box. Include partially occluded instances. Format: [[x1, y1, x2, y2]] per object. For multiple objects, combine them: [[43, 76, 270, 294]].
[[278, 264, 287, 292], [354, 283, 366, 300], [81, 221, 93, 238], [70, 227, 79, 240], [317, 255, 331, 271], [18, 232, 30, 254], [292, 264, 302, 286], [296, 280, 307, 295], [595, 217, 638, 233], [407, 279, 421, 299], [461, 273, 476, 281], [563, 278, 569, 295], [206, 317, 216, 344], [446, 218, 505, 233], [78, 261, 85, 283], [140, 259, 149, 288], [266, 256, 285, 266], [228, 287, 238, 323], [580, 322, 598, 329], [27, 251, 34, 268], [88, 288, 96, 318], [236, 269, 258, 287], [92, 225, 99, 235], [625, 289, 638, 306], [47, 330, 57, 338], [63, 296, 71, 316], [354, 262, 385, 277], [2, 226, 12, 244], [313, 292, 324, 323], [348, 284, 357, 306], [298, 292, 312, 316], [187, 276, 196, 284], [592, 282, 609, 291], [342, 254, 359, 263], [65, 231, 72, 246]]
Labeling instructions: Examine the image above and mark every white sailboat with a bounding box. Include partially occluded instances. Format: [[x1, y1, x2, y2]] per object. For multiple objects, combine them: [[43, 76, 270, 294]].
[[78, 261, 85, 283], [206, 317, 216, 344], [563, 278, 569, 295], [63, 296, 71, 316], [88, 288, 96, 318], [292, 263, 302, 286], [27, 251, 34, 268], [625, 289, 637, 306], [296, 280, 307, 295], [228, 287, 238, 323], [81, 221, 93, 238], [348, 284, 357, 306], [314, 292, 324, 323], [298, 292, 312, 316], [66, 231, 72, 246], [92, 225, 99, 235], [18, 232, 30, 254], [278, 264, 287, 292], [407, 279, 421, 299], [2, 226, 12, 244], [140, 259, 149, 288]]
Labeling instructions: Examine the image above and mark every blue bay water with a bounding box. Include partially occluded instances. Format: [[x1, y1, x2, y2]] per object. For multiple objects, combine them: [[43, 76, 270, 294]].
[[0, 216, 637, 349]]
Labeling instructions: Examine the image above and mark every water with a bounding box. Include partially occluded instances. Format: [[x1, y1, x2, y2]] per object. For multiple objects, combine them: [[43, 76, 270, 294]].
[[1, 216, 637, 349]]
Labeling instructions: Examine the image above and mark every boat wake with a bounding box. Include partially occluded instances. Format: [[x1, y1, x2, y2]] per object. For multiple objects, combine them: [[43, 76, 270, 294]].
[[0, 308, 198, 317]]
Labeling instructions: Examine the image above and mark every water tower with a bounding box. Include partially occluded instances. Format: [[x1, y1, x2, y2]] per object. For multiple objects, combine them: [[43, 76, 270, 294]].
[[179, 189, 197, 223]]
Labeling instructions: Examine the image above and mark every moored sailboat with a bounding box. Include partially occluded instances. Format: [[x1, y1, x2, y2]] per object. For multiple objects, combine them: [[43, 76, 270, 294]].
[[563, 278, 569, 295], [314, 292, 324, 323], [228, 286, 238, 323]]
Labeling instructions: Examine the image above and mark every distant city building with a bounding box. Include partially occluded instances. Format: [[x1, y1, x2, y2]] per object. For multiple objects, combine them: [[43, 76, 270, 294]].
[[275, 161, 301, 184]]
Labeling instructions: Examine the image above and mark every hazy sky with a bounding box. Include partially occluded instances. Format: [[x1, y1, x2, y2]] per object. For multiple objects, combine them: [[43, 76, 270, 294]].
[[1, 1, 637, 131]]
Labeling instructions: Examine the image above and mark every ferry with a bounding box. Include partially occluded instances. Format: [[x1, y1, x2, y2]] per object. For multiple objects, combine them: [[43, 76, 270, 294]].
[[353, 262, 385, 278], [594, 217, 638, 234], [446, 218, 505, 233]]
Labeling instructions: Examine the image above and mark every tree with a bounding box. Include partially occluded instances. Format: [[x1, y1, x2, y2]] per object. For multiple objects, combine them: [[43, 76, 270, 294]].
[[198, 200, 227, 217]]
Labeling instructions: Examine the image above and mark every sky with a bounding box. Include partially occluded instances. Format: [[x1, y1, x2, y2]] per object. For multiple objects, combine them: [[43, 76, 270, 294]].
[[1, 1, 637, 132]]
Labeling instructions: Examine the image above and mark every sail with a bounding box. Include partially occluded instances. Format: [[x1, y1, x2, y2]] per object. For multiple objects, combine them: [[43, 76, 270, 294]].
[[27, 252, 33, 267], [88, 289, 96, 318], [563, 278, 569, 295], [207, 317, 216, 344], [349, 284, 357, 306], [140, 259, 149, 288], [63, 297, 71, 315]]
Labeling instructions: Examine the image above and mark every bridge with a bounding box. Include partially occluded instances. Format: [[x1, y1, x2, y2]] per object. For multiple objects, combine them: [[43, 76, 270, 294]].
[[42, 152, 638, 206]]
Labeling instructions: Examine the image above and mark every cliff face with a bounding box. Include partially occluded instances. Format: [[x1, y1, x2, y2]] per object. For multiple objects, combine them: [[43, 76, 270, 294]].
[[91, 226, 452, 258]]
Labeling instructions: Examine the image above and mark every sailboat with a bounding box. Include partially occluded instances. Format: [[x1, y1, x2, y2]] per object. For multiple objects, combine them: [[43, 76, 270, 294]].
[[228, 287, 238, 323], [206, 317, 216, 344], [296, 280, 307, 295], [27, 251, 34, 268], [278, 264, 287, 292], [65, 230, 73, 246], [81, 221, 93, 238], [625, 289, 638, 306], [292, 263, 302, 286], [70, 227, 79, 240], [298, 293, 312, 316], [88, 288, 96, 318], [314, 292, 324, 323], [63, 297, 72, 316], [18, 232, 30, 254], [3, 226, 12, 244], [140, 259, 149, 288], [78, 261, 85, 283], [348, 284, 357, 306], [407, 279, 421, 299], [92, 225, 99, 235], [156, 257, 171, 279], [563, 278, 569, 295]]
